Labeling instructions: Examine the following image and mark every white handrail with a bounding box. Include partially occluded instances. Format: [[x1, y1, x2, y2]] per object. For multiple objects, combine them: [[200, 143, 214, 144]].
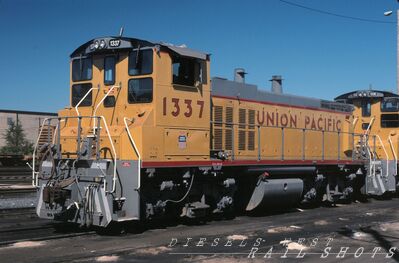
[[92, 85, 120, 129], [52, 119, 65, 144], [388, 135, 398, 175], [99, 116, 118, 193], [123, 117, 141, 190], [32, 118, 50, 187], [365, 117, 375, 136], [352, 117, 358, 127], [74, 87, 98, 116], [375, 134, 389, 177], [364, 137, 374, 176]]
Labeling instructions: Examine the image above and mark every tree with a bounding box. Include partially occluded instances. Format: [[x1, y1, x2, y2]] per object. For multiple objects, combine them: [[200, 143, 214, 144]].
[[0, 119, 33, 155]]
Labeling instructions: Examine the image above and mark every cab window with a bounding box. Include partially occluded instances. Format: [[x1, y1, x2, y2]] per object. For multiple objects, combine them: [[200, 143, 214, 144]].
[[381, 98, 399, 112], [72, 83, 92, 107], [128, 49, 153, 76], [72, 57, 92, 81], [104, 56, 115, 85], [128, 78, 153, 103], [361, 100, 371, 117], [104, 96, 115, 107], [172, 56, 206, 86], [381, 114, 399, 128]]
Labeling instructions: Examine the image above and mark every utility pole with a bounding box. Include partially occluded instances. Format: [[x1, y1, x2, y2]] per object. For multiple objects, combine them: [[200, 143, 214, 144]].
[[385, 5, 399, 94], [397, 9, 399, 94]]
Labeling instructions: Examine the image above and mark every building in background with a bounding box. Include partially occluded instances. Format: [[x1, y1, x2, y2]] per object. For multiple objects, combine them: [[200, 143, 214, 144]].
[[0, 109, 57, 148]]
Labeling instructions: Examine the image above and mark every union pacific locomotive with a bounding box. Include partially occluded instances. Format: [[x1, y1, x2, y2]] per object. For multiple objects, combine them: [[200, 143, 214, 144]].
[[33, 36, 399, 227]]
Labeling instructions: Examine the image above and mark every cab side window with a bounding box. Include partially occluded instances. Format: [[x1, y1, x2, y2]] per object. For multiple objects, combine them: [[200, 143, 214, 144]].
[[172, 56, 206, 86], [381, 114, 399, 128], [381, 98, 399, 112], [128, 78, 153, 103]]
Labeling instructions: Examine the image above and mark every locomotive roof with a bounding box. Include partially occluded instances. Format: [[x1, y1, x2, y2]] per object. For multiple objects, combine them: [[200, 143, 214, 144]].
[[70, 36, 209, 60], [334, 90, 399, 103], [211, 77, 354, 113]]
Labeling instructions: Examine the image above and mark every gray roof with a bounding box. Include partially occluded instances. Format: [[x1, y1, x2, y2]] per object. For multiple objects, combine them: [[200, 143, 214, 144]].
[[71, 37, 209, 60], [211, 77, 353, 113]]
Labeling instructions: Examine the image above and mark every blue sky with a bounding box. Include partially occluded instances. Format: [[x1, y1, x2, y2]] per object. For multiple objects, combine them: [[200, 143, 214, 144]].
[[0, 0, 398, 112]]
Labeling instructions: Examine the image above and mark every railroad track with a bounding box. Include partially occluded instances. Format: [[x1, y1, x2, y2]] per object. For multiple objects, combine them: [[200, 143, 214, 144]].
[[0, 166, 32, 184], [0, 224, 96, 246], [0, 207, 95, 246]]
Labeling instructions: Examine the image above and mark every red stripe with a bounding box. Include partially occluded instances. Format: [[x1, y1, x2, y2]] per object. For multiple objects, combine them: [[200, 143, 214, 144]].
[[212, 95, 350, 115], [142, 159, 363, 168]]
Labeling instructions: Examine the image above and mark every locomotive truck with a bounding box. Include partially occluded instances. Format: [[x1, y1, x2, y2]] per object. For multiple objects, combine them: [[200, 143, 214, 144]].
[[33, 36, 398, 227]]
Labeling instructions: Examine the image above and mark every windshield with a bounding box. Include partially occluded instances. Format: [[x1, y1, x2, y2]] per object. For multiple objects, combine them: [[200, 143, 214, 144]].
[[72, 83, 92, 107], [72, 57, 92, 81], [128, 49, 153, 76]]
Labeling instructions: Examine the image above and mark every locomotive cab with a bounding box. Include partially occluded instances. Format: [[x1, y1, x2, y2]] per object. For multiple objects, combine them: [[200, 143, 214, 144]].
[[34, 37, 212, 227]]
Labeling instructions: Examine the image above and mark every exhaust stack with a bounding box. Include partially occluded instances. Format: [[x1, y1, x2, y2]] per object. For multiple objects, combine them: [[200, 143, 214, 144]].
[[270, 75, 283, 94], [234, 68, 246, 83]]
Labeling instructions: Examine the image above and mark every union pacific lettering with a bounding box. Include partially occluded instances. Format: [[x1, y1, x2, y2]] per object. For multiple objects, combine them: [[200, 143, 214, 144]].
[[256, 111, 342, 132]]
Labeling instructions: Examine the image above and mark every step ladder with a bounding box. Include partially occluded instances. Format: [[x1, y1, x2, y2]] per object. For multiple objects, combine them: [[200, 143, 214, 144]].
[[363, 135, 396, 196]]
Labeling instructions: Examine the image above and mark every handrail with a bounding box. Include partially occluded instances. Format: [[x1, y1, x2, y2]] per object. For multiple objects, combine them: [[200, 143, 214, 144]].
[[364, 140, 374, 176], [52, 119, 66, 144], [93, 85, 120, 129], [374, 134, 389, 177], [75, 87, 98, 116], [124, 117, 141, 190], [211, 120, 364, 161], [352, 117, 358, 127], [365, 117, 375, 136], [388, 135, 398, 175], [32, 118, 50, 187], [31, 116, 118, 193], [99, 115, 118, 194]]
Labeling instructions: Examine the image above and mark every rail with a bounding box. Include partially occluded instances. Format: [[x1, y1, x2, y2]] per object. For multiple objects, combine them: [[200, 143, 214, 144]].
[[352, 117, 358, 127], [31, 116, 118, 193], [123, 117, 141, 190], [32, 118, 50, 186], [365, 117, 375, 136], [93, 85, 120, 130], [388, 134, 398, 176], [74, 87, 98, 116], [363, 136, 374, 177], [375, 135, 389, 177], [211, 121, 363, 162]]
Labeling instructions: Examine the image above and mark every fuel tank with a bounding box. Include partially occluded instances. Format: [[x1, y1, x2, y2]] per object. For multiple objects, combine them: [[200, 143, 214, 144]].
[[246, 178, 304, 212]]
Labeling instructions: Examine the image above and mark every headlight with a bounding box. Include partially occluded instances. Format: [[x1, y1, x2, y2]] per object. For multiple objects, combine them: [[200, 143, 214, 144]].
[[94, 40, 99, 50], [99, 39, 106, 49]]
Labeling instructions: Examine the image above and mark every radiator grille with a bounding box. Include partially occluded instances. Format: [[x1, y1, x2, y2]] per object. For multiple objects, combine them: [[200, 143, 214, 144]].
[[214, 106, 223, 127], [225, 106, 233, 150], [248, 110, 255, 129], [225, 129, 233, 150], [238, 130, 246, 150], [248, 130, 255, 151], [239, 109, 246, 129], [214, 128, 223, 150], [226, 107, 233, 128]]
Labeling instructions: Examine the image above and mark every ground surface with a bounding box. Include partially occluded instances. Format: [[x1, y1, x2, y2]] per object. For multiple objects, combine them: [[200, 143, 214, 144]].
[[1, 198, 399, 263]]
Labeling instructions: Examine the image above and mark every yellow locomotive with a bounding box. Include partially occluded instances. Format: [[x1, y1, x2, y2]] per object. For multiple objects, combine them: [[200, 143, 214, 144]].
[[33, 36, 398, 227]]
